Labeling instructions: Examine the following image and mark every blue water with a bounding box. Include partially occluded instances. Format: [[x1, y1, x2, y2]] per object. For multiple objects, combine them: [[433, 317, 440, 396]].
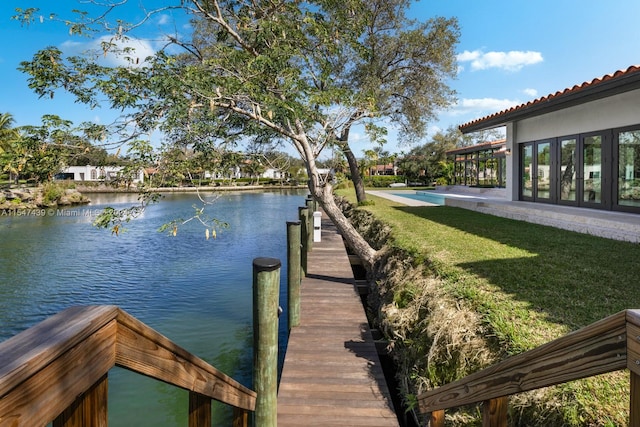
[[392, 191, 446, 205], [0, 189, 307, 425]]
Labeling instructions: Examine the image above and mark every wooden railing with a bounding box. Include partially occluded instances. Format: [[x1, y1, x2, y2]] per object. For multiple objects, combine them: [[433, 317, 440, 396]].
[[417, 309, 640, 426], [0, 305, 256, 427]]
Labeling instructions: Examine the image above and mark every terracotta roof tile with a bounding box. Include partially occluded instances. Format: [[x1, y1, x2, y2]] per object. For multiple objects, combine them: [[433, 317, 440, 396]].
[[459, 65, 640, 131]]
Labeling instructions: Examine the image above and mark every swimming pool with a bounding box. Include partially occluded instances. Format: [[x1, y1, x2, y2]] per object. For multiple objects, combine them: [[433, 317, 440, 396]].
[[391, 191, 446, 205]]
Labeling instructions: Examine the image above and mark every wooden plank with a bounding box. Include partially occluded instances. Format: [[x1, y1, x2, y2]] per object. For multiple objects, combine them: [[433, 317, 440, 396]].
[[278, 216, 399, 427], [631, 371, 640, 427], [0, 305, 119, 398], [0, 321, 117, 427], [188, 392, 211, 427], [53, 374, 108, 427], [418, 310, 627, 413], [482, 397, 507, 427], [0, 304, 257, 425], [115, 312, 256, 411], [232, 407, 249, 427], [430, 410, 445, 427]]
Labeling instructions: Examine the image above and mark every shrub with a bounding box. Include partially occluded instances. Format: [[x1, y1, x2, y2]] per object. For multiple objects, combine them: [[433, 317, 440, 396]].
[[42, 182, 64, 205], [365, 175, 405, 187]]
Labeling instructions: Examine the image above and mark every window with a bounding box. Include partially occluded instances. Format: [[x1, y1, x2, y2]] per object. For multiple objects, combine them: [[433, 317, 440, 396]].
[[618, 129, 640, 208]]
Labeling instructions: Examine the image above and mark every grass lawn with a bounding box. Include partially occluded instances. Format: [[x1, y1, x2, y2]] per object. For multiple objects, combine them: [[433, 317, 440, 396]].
[[360, 192, 640, 350], [339, 189, 640, 424]]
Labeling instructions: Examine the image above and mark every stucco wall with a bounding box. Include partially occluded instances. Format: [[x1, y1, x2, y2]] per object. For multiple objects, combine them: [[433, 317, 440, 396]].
[[514, 88, 640, 143]]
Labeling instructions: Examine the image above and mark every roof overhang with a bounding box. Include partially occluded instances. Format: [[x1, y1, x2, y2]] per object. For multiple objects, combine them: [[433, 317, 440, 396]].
[[459, 66, 640, 134]]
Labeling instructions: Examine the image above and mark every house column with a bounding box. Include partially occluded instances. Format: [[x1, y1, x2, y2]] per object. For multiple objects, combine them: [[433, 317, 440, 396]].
[[505, 122, 518, 201]]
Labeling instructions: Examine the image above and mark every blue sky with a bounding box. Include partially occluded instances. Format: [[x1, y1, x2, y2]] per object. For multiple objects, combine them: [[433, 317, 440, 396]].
[[1, 1, 640, 156]]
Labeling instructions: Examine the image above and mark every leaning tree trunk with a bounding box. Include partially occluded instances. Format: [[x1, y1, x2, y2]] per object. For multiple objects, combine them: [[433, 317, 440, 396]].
[[311, 175, 378, 269], [296, 121, 377, 268]]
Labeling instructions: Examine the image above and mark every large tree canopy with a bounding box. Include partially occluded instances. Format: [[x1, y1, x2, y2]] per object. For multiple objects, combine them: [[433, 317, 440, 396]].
[[15, 0, 459, 268]]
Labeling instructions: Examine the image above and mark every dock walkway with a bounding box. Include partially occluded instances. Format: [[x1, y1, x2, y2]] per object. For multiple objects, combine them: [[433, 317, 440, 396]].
[[277, 215, 399, 426]]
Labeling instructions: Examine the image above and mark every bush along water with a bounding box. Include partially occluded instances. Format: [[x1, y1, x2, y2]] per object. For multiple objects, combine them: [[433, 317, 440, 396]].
[[337, 196, 629, 426], [0, 183, 89, 210]]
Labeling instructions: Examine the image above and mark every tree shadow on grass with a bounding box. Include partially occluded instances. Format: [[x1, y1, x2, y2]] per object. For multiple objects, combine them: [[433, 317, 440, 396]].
[[392, 205, 640, 330]]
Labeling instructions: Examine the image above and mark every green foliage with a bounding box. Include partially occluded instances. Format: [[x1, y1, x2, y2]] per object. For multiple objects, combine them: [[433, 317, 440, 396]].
[[365, 175, 404, 187], [396, 126, 460, 182], [15, 1, 459, 208], [42, 182, 64, 204]]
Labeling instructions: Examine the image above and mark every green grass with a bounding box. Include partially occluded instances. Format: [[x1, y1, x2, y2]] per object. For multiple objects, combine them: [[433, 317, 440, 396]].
[[362, 193, 640, 349], [339, 190, 640, 424]]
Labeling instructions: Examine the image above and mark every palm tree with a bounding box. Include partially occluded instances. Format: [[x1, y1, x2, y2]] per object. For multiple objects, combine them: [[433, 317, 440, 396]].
[[0, 113, 18, 154]]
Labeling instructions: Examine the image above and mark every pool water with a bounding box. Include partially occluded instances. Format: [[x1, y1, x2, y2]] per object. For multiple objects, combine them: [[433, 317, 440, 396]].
[[392, 191, 446, 205]]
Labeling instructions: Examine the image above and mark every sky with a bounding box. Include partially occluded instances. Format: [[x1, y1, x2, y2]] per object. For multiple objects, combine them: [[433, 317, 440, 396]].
[[1, 1, 640, 157]]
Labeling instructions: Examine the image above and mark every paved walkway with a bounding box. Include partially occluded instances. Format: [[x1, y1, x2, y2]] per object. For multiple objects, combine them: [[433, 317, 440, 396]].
[[277, 214, 399, 427]]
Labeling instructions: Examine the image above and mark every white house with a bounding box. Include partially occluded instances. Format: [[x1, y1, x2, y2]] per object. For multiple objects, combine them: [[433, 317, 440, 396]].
[[459, 65, 640, 215], [56, 165, 144, 183]]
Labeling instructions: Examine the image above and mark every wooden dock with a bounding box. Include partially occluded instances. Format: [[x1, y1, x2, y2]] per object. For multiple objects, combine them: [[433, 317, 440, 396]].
[[277, 215, 399, 426]]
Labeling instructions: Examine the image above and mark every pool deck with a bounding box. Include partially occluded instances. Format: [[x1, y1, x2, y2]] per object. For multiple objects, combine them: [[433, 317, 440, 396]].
[[367, 189, 640, 243]]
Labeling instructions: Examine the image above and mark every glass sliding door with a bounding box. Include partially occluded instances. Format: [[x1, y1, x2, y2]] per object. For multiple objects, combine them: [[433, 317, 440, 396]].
[[618, 130, 640, 208], [559, 137, 577, 203], [536, 142, 551, 200], [582, 135, 603, 205], [521, 144, 533, 199]]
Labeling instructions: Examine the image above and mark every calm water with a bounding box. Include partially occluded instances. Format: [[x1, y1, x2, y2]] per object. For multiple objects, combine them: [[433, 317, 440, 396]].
[[0, 189, 306, 425]]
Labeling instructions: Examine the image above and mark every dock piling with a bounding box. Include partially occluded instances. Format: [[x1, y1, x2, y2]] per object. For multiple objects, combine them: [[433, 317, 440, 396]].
[[252, 257, 281, 427], [298, 206, 309, 276], [286, 221, 301, 329]]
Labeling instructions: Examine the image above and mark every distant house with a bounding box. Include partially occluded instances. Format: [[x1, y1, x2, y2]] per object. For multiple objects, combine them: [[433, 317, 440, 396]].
[[55, 165, 144, 183], [367, 163, 397, 176], [261, 168, 287, 180], [459, 65, 640, 215]]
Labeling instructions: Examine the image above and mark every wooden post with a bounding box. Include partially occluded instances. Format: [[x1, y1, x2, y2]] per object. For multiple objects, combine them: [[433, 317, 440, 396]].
[[232, 407, 250, 427], [298, 206, 309, 276], [429, 410, 445, 427], [53, 374, 108, 427], [253, 257, 281, 427], [188, 392, 211, 427], [287, 221, 302, 328], [482, 396, 508, 427], [631, 371, 640, 427], [306, 195, 316, 212], [305, 198, 314, 251]]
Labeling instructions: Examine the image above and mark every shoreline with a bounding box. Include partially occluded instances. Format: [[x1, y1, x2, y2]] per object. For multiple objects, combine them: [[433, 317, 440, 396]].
[[76, 184, 308, 193], [1, 184, 308, 211]]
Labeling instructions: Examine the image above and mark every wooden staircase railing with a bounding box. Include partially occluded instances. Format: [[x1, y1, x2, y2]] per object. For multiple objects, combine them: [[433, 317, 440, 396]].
[[417, 309, 640, 426], [0, 305, 256, 427]]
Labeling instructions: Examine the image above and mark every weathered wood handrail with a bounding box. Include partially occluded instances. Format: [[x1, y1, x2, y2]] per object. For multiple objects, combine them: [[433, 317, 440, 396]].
[[418, 309, 640, 426], [0, 305, 256, 426]]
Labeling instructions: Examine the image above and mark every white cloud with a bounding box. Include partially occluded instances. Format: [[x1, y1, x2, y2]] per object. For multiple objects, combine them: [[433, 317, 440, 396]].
[[457, 49, 543, 72], [61, 36, 156, 67], [445, 98, 522, 118], [157, 14, 171, 26], [522, 88, 538, 98]]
